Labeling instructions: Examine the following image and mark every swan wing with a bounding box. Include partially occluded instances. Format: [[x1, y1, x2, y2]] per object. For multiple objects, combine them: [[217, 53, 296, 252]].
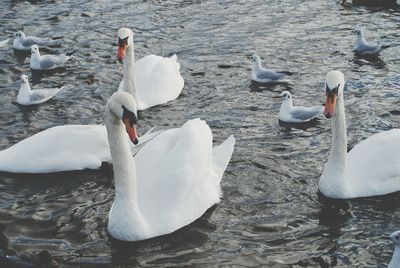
[[134, 119, 233, 236], [346, 129, 400, 197]]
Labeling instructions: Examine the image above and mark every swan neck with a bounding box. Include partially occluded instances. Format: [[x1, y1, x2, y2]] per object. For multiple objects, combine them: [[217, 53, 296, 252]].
[[123, 44, 136, 97], [105, 110, 138, 205], [320, 93, 348, 197]]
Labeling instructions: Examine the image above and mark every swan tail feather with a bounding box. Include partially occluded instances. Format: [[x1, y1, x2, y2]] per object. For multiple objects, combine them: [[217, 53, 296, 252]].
[[212, 135, 235, 182]]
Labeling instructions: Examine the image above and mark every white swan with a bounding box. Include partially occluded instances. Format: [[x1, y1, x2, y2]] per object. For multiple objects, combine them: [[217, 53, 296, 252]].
[[105, 91, 235, 241], [389, 230, 400, 268], [116, 28, 184, 110], [0, 125, 159, 173], [277, 91, 323, 123], [319, 70, 400, 199], [17, 75, 63, 105]]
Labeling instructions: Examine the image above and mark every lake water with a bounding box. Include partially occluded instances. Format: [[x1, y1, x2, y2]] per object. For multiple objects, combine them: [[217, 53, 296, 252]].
[[0, 0, 400, 267]]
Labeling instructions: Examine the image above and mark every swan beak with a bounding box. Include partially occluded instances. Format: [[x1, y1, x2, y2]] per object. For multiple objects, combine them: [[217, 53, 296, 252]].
[[324, 92, 337, 119], [117, 44, 127, 63], [123, 118, 139, 145]]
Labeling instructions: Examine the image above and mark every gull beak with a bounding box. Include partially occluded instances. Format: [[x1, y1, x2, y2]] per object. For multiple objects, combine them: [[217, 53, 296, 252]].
[[123, 118, 139, 145], [324, 92, 337, 119], [272, 96, 282, 100]]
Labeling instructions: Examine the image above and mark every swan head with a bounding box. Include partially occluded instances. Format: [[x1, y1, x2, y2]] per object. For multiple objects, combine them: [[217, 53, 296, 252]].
[[390, 230, 400, 246], [107, 91, 139, 144], [251, 54, 260, 64], [324, 70, 344, 119], [14, 31, 25, 39], [280, 91, 292, 101], [117, 28, 134, 63], [20, 74, 28, 84], [30, 44, 39, 55]]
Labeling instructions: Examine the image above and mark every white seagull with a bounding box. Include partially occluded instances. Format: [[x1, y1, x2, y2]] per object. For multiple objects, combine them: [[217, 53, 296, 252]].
[[0, 39, 10, 48], [13, 31, 53, 51], [353, 28, 382, 55], [17, 75, 63, 105], [277, 91, 323, 123], [30, 45, 72, 70], [251, 54, 292, 83], [389, 230, 400, 268]]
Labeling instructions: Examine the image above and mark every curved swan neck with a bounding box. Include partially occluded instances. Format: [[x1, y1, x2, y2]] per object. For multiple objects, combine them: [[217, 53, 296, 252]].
[[123, 44, 136, 97], [389, 245, 400, 268], [320, 93, 348, 197], [105, 110, 138, 204]]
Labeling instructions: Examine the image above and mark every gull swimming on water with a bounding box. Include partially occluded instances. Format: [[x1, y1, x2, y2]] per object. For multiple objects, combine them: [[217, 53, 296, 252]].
[[353, 28, 383, 55], [13, 31, 53, 51], [251, 54, 293, 83], [30, 45, 73, 70], [0, 39, 9, 48], [389, 230, 400, 268], [276, 91, 323, 123], [17, 75, 63, 105]]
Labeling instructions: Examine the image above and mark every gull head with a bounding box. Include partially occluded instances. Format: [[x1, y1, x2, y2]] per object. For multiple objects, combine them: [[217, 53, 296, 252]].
[[20, 74, 28, 84], [14, 31, 25, 39], [117, 28, 134, 63], [280, 91, 292, 101], [324, 70, 344, 119], [251, 54, 260, 64], [30, 44, 39, 54], [390, 230, 400, 246]]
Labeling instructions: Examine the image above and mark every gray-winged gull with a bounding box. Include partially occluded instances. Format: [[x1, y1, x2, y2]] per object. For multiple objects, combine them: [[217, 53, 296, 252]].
[[251, 54, 293, 83], [30, 45, 72, 70], [17, 75, 63, 105], [13, 31, 53, 51]]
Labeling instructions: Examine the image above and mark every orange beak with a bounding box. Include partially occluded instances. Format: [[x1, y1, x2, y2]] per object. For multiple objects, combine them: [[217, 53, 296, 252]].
[[324, 93, 337, 119], [123, 117, 139, 145], [117, 44, 127, 63]]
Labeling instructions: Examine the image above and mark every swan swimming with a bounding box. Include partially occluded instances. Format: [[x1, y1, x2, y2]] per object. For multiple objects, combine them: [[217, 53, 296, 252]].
[[319, 70, 400, 198], [105, 91, 235, 241], [116, 28, 184, 110]]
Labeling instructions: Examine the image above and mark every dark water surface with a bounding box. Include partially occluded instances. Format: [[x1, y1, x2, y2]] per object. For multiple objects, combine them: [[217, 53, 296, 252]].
[[0, 0, 400, 267]]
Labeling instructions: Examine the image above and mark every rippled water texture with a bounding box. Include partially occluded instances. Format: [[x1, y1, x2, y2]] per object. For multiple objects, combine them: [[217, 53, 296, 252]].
[[0, 0, 400, 267]]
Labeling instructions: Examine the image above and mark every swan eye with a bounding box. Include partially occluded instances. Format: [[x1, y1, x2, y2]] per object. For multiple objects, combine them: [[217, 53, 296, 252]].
[[326, 84, 339, 96], [122, 106, 137, 127]]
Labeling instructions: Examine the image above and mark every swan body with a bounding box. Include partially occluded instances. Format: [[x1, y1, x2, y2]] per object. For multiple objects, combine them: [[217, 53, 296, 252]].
[[116, 28, 184, 110], [389, 230, 400, 268], [0, 125, 159, 173], [105, 91, 235, 241], [278, 91, 323, 123], [319, 71, 400, 198], [353, 28, 382, 55], [17, 75, 63, 105], [30, 45, 71, 70]]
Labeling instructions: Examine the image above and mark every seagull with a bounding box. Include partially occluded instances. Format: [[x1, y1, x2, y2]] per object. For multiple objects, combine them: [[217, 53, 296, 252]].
[[13, 31, 53, 51], [30, 45, 72, 70], [389, 230, 400, 268], [17, 75, 63, 105], [353, 28, 383, 55], [0, 39, 9, 48], [276, 91, 323, 123], [251, 54, 293, 83]]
